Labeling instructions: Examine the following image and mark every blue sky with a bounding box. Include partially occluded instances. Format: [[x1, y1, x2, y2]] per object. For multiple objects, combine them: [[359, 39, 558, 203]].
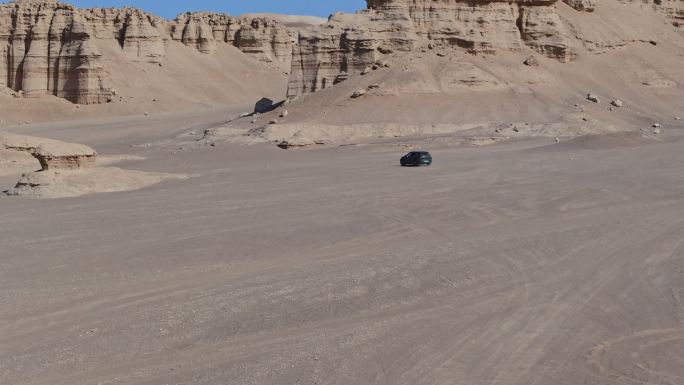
[[65, 1, 367, 19]]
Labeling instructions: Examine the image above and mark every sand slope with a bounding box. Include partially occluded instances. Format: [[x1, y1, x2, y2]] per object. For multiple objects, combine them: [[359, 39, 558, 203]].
[[0, 42, 287, 125]]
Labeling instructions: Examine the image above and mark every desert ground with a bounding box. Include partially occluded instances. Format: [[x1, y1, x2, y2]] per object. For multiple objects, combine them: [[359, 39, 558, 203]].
[[2, 109, 684, 385], [2, 0, 684, 383]]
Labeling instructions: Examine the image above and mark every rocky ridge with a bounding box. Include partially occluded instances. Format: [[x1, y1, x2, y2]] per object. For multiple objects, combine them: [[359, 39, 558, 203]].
[[287, 0, 577, 98], [170, 13, 291, 66], [286, 0, 684, 98], [1, 0, 292, 104]]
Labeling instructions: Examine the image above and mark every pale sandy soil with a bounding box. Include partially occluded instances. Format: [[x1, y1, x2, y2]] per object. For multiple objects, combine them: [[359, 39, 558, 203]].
[[1, 111, 684, 384]]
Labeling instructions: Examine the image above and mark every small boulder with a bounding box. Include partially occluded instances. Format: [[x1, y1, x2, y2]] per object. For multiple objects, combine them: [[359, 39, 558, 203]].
[[368, 83, 381, 89], [653, 123, 662, 128], [351, 89, 367, 98], [675, 116, 681, 121], [587, 94, 600, 103], [254, 97, 276, 114], [269, 119, 278, 125], [611, 99, 623, 107], [524, 56, 539, 67], [280, 110, 289, 118], [361, 66, 372, 75], [378, 46, 394, 54]]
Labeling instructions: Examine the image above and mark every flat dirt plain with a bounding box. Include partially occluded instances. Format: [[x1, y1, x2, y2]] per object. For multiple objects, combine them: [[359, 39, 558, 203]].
[[2, 110, 684, 385]]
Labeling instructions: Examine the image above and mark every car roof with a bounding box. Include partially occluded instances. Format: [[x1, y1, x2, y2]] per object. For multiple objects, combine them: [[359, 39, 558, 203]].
[[410, 151, 430, 154]]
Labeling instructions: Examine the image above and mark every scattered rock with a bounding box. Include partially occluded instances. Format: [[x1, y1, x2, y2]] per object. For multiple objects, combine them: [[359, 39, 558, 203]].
[[277, 135, 315, 149], [269, 119, 278, 125], [436, 52, 446, 57], [524, 55, 539, 67], [675, 116, 681, 121], [587, 94, 600, 103], [653, 127, 662, 135], [611, 99, 623, 107], [653, 123, 662, 128], [555, 137, 561, 143], [280, 110, 289, 118], [368, 84, 381, 89], [361, 66, 372, 75], [351, 89, 367, 98]]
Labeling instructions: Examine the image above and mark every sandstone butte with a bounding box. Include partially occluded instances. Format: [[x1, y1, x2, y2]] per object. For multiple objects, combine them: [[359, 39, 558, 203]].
[[0, 0, 292, 104], [1, 0, 682, 105]]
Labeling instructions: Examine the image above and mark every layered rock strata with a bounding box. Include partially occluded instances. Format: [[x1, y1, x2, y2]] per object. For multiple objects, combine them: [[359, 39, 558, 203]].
[[0, 131, 97, 170], [83, 7, 166, 63], [1, 0, 112, 103], [170, 13, 292, 65], [288, 0, 576, 98], [0, 0, 292, 104]]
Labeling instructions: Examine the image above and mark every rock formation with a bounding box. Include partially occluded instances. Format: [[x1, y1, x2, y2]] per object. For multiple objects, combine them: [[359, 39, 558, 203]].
[[563, 0, 596, 12], [169, 13, 292, 66], [83, 7, 166, 63], [0, 0, 292, 104], [287, 0, 577, 98], [0, 131, 97, 170], [1, 0, 113, 104]]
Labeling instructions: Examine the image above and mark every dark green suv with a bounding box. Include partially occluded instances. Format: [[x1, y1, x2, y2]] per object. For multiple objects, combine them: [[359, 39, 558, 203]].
[[400, 151, 433, 167]]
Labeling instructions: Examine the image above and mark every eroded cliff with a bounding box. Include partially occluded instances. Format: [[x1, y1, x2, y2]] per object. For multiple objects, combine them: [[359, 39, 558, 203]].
[[287, 0, 683, 98], [169, 13, 292, 67], [288, 0, 578, 98], [1, 0, 112, 103], [0, 0, 292, 104]]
